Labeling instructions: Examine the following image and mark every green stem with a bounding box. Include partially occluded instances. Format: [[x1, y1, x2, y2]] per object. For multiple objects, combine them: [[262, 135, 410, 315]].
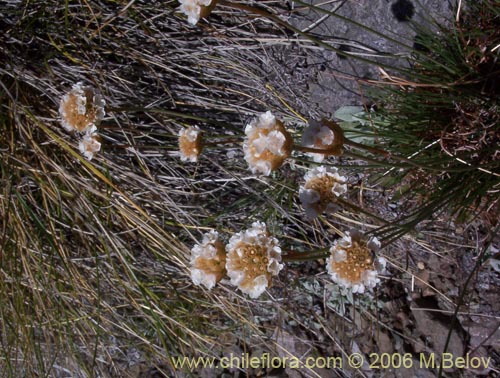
[[344, 139, 390, 157], [106, 144, 173, 149], [345, 145, 486, 173], [342, 151, 405, 168], [283, 249, 330, 262], [108, 106, 211, 123], [203, 137, 242, 147], [293, 145, 341, 156], [337, 198, 388, 224]]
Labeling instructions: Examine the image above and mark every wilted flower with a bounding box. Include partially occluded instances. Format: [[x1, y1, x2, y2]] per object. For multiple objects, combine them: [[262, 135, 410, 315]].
[[226, 221, 283, 298], [179, 126, 203, 162], [299, 166, 347, 219], [190, 231, 226, 290], [179, 0, 217, 25], [301, 119, 344, 161], [326, 230, 386, 293], [59, 82, 105, 133], [243, 111, 293, 176], [79, 129, 101, 160]]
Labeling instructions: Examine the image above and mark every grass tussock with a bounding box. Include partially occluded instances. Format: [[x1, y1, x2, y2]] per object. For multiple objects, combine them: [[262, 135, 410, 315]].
[[336, 0, 500, 241], [1, 0, 499, 377], [0, 1, 301, 375]]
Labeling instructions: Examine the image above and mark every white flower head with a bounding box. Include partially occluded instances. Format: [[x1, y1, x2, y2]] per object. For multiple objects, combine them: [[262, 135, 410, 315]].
[[59, 82, 105, 133], [301, 119, 344, 161], [301, 119, 336, 162], [299, 166, 347, 219], [243, 111, 293, 176], [78, 129, 101, 160], [326, 230, 384, 293], [226, 221, 283, 298], [179, 0, 216, 25], [190, 230, 226, 290], [179, 126, 203, 162]]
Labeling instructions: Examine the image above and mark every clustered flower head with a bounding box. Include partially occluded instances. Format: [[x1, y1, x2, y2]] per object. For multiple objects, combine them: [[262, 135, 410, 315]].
[[59, 82, 105, 160], [189, 222, 283, 298], [179, 126, 203, 162], [302, 119, 344, 162], [59, 82, 105, 133], [226, 222, 283, 298], [174, 109, 389, 298], [190, 231, 227, 290], [179, 0, 217, 25], [326, 230, 386, 293], [299, 166, 347, 219], [79, 128, 101, 161], [243, 111, 293, 176], [188, 226, 387, 298]]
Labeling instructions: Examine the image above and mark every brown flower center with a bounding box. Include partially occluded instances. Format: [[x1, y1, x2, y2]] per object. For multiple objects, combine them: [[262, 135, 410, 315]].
[[61, 89, 98, 132], [179, 133, 202, 158], [193, 241, 226, 281], [331, 242, 374, 283], [229, 242, 271, 290], [247, 122, 293, 170]]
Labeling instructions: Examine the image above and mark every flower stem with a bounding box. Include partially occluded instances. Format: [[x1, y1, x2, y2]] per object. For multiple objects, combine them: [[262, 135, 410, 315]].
[[336, 197, 387, 224], [344, 139, 391, 157], [203, 137, 242, 147], [108, 106, 211, 123], [293, 145, 342, 156], [106, 144, 173, 149], [283, 249, 330, 262]]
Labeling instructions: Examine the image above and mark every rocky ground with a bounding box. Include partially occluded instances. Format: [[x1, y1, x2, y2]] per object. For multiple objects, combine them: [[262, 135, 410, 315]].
[[288, 0, 455, 117]]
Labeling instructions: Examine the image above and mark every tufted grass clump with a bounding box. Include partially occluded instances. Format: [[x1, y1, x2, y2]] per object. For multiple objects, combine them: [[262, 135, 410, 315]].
[[337, 0, 500, 241]]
